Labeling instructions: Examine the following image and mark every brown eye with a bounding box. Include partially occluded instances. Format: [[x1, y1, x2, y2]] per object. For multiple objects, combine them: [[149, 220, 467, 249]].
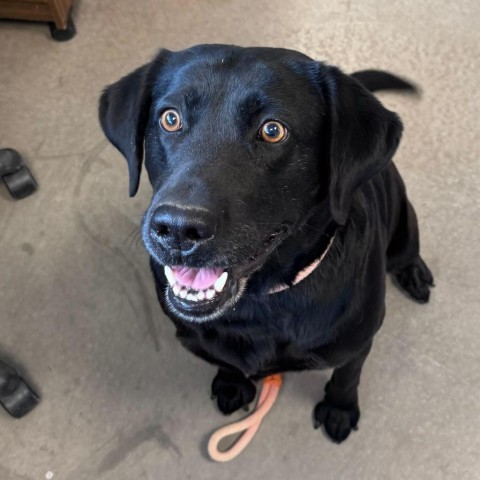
[[160, 109, 182, 132], [259, 121, 287, 143]]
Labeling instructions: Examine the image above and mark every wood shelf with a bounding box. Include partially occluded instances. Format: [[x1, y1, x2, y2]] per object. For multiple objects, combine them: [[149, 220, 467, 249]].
[[0, 0, 73, 30]]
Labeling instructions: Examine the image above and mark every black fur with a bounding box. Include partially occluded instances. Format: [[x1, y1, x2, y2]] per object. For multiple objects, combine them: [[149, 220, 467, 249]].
[[99, 45, 433, 444]]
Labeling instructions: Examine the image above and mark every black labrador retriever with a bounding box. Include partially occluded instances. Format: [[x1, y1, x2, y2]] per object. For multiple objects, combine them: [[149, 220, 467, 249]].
[[99, 44, 433, 443]]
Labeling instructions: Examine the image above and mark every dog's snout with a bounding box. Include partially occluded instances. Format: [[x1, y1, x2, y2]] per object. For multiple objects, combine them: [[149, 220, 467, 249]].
[[151, 204, 216, 252]]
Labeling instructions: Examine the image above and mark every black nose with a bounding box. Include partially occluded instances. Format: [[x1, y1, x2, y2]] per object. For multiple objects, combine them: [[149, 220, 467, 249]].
[[150, 204, 217, 252]]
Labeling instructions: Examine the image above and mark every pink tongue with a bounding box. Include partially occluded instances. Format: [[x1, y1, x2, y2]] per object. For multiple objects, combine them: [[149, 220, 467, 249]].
[[172, 266, 224, 290]]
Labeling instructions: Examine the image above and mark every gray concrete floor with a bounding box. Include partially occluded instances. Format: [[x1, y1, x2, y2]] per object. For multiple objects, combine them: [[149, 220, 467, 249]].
[[1, 1, 479, 479]]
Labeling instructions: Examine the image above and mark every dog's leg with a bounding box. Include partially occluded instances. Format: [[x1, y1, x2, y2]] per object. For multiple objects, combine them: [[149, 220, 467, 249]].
[[314, 342, 372, 443], [387, 199, 434, 303], [211, 368, 257, 415]]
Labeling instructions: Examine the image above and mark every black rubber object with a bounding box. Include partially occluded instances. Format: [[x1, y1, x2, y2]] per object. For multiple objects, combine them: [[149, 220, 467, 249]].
[[3, 167, 38, 199], [0, 359, 39, 418], [0, 148, 38, 199], [49, 13, 76, 41]]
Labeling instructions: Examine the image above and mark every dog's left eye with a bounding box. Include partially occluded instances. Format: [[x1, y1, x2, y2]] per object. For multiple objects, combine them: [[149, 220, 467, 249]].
[[160, 109, 182, 132], [259, 121, 287, 143]]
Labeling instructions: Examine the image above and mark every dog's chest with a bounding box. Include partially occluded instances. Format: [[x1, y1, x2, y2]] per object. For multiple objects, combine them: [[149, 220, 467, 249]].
[[174, 292, 348, 377]]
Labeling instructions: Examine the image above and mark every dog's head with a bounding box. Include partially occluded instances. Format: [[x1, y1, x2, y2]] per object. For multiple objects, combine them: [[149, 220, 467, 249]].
[[99, 45, 402, 322]]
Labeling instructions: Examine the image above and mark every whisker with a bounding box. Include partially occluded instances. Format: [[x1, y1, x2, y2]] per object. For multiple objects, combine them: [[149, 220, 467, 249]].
[[124, 226, 143, 251]]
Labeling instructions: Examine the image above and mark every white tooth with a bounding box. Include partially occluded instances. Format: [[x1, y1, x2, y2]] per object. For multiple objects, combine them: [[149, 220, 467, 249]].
[[164, 266, 176, 286], [214, 272, 228, 292], [206, 289, 216, 300], [186, 293, 197, 302], [172, 284, 181, 296], [197, 290, 205, 301], [179, 288, 188, 299]]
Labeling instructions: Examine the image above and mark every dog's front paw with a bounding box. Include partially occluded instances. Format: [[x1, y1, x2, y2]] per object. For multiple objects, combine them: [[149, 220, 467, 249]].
[[313, 400, 360, 443], [211, 371, 256, 415], [394, 257, 434, 303]]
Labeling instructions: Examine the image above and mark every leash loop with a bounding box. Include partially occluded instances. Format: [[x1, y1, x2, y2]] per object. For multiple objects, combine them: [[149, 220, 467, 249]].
[[207, 374, 283, 462]]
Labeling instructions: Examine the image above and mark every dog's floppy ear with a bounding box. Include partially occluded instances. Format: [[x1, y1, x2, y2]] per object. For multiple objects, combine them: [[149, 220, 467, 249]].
[[99, 50, 170, 197], [321, 66, 403, 225], [99, 65, 150, 197]]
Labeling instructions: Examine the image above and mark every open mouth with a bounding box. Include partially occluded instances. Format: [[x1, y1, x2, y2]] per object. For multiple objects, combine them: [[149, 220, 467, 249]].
[[161, 225, 290, 322], [163, 265, 242, 321], [165, 266, 229, 303]]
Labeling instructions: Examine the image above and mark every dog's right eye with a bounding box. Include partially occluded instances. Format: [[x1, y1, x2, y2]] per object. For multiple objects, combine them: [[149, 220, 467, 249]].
[[160, 109, 182, 132], [259, 120, 287, 143]]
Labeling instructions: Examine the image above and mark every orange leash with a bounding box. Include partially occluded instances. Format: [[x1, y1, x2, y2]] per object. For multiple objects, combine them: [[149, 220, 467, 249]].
[[207, 374, 283, 462]]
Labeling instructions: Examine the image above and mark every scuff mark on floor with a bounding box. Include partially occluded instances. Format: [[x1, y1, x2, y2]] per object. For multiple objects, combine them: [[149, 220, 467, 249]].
[[97, 424, 182, 474]]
